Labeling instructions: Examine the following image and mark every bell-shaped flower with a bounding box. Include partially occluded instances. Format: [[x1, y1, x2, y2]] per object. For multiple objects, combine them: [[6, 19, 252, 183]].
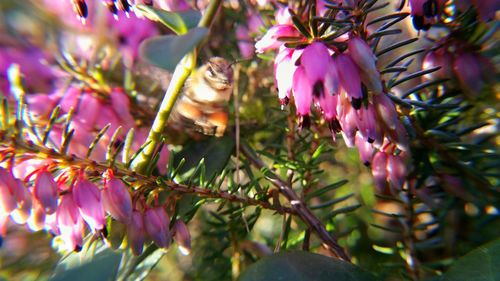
[[348, 36, 382, 93], [0, 168, 18, 215], [386, 154, 407, 190], [335, 54, 362, 103], [422, 49, 453, 82], [73, 178, 106, 232], [144, 207, 171, 249], [110, 88, 135, 131], [300, 42, 339, 97], [10, 179, 32, 225], [355, 133, 375, 166], [453, 52, 483, 96], [356, 105, 381, 144], [57, 194, 84, 252], [102, 177, 133, 223], [173, 220, 191, 255], [255, 25, 300, 53], [127, 210, 146, 256], [371, 151, 389, 192], [74, 92, 101, 130], [374, 94, 399, 131], [27, 201, 46, 231], [33, 170, 58, 214], [274, 47, 296, 104]]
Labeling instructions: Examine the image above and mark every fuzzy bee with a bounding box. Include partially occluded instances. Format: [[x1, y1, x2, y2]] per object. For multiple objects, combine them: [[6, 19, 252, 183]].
[[168, 57, 234, 137]]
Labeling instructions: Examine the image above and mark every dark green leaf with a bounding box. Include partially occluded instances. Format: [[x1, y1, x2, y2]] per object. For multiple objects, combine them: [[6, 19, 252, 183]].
[[238, 251, 376, 281], [443, 238, 500, 281], [135, 4, 201, 35], [50, 249, 121, 281], [139, 27, 208, 72]]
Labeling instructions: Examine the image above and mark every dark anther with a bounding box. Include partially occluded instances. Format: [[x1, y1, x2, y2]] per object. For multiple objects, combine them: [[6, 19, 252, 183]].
[[298, 115, 311, 131], [368, 137, 375, 143], [312, 81, 324, 98], [363, 161, 370, 167], [423, 0, 438, 17], [106, 1, 118, 15], [119, 0, 131, 12], [328, 118, 342, 133], [351, 98, 362, 110], [100, 226, 108, 238], [280, 96, 290, 106], [118, 35, 127, 44], [361, 83, 368, 99], [412, 16, 430, 31], [73, 0, 88, 18], [74, 245, 83, 252], [295, 57, 302, 66]]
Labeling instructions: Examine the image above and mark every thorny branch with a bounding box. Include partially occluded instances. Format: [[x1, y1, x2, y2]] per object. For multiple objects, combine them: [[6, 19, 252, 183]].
[[240, 141, 351, 261], [0, 136, 295, 216]]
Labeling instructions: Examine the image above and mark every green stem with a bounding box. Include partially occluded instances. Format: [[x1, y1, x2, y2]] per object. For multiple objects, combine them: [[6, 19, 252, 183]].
[[131, 0, 223, 174]]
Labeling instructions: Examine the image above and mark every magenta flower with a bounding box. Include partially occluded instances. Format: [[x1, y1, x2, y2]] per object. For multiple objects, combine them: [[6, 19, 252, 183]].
[[33, 169, 59, 215], [0, 167, 18, 215], [348, 36, 382, 93], [255, 25, 300, 53], [127, 210, 146, 256], [72, 178, 106, 232], [236, 25, 256, 59], [144, 207, 171, 248], [57, 194, 84, 252], [371, 151, 389, 192], [422, 49, 453, 82], [274, 47, 297, 105], [102, 177, 133, 223], [386, 154, 408, 190], [355, 133, 375, 166], [335, 54, 362, 104], [10, 179, 32, 225], [27, 201, 46, 232], [453, 52, 483, 96], [471, 0, 500, 22], [173, 220, 191, 255]]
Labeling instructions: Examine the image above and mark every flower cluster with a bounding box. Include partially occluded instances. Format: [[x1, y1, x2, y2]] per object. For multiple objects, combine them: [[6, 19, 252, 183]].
[[255, 3, 410, 192], [422, 41, 496, 97], [0, 166, 190, 255]]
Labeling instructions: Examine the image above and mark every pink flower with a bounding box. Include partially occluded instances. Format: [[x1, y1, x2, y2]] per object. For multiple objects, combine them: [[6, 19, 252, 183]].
[[371, 151, 388, 192], [10, 180, 32, 225], [422, 49, 453, 82], [173, 220, 191, 255], [355, 133, 374, 166], [471, 0, 500, 22], [386, 154, 407, 190], [72, 178, 106, 232], [348, 36, 382, 93], [274, 47, 296, 104], [255, 25, 300, 53], [127, 210, 146, 255], [33, 170, 59, 214], [374, 94, 400, 131], [0, 168, 18, 215], [335, 54, 362, 103], [156, 0, 191, 11], [453, 52, 483, 96], [102, 177, 133, 223], [144, 207, 171, 248], [27, 201, 46, 232], [236, 25, 256, 59], [57, 194, 84, 252]]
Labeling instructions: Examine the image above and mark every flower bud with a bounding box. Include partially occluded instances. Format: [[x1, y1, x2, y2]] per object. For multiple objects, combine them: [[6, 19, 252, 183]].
[[33, 170, 58, 214], [173, 220, 191, 255], [255, 25, 299, 53], [102, 178, 133, 223], [144, 207, 171, 249], [127, 210, 146, 256], [73, 178, 106, 232]]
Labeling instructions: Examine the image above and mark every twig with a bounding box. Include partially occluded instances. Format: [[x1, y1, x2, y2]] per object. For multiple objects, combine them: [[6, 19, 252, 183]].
[[240, 142, 351, 261]]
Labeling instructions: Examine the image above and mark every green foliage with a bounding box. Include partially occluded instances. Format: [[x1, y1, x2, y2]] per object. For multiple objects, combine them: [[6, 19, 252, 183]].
[[135, 5, 201, 35], [442, 238, 500, 281], [238, 251, 377, 281], [139, 27, 208, 72]]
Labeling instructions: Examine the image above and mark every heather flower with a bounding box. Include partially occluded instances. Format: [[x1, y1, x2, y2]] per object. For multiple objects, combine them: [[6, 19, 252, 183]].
[[144, 207, 171, 248], [33, 169, 59, 214], [408, 0, 446, 30], [57, 193, 84, 252], [127, 210, 146, 255], [10, 180, 32, 225], [173, 220, 191, 255], [72, 178, 106, 232], [255, 25, 300, 53], [334, 54, 363, 104], [371, 151, 389, 192], [422, 49, 453, 82], [453, 52, 484, 96], [0, 167, 18, 215], [27, 201, 46, 232], [386, 154, 408, 190], [348, 36, 382, 93], [102, 175, 133, 223]]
